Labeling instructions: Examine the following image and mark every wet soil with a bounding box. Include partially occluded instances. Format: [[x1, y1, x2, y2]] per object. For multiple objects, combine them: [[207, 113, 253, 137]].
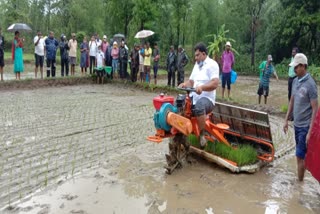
[[0, 76, 319, 214]]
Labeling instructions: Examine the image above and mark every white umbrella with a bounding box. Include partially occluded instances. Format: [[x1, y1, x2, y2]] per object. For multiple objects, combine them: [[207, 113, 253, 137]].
[[7, 23, 32, 32], [134, 30, 154, 39]]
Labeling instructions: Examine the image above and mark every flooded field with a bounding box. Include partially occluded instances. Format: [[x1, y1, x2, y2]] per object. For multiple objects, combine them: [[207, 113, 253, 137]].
[[0, 77, 319, 214]]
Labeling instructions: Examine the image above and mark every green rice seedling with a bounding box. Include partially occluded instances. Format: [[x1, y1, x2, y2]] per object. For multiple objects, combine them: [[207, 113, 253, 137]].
[[187, 134, 258, 166], [228, 145, 257, 166]]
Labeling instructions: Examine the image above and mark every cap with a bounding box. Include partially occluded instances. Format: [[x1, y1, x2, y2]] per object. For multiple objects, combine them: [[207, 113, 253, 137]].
[[225, 41, 231, 47], [289, 53, 308, 67], [103, 35, 107, 39], [113, 41, 118, 45], [61, 34, 65, 39], [178, 45, 182, 49], [267, 54, 273, 61]]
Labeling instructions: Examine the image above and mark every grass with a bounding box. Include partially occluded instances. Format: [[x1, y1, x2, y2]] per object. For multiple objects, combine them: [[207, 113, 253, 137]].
[[188, 134, 258, 166], [280, 104, 288, 113]]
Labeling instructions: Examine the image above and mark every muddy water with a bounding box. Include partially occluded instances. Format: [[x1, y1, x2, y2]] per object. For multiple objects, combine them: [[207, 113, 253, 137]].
[[1, 82, 320, 214]]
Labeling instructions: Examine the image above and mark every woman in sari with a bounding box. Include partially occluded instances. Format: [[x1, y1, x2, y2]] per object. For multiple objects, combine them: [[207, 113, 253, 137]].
[[12, 31, 24, 80]]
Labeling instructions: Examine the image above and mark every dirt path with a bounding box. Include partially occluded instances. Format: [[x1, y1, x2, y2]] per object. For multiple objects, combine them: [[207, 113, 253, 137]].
[[0, 78, 319, 214]]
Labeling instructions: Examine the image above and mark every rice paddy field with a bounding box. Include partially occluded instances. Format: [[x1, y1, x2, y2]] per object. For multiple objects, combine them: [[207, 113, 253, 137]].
[[0, 64, 319, 214]]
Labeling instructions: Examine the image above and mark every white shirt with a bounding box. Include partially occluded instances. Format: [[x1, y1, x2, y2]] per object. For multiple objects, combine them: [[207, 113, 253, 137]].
[[34, 36, 45, 56], [89, 41, 97, 57], [189, 56, 219, 105], [96, 50, 105, 67]]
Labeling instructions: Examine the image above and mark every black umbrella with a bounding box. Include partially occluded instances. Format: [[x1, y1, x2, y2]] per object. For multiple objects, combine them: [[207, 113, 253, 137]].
[[113, 33, 125, 38], [7, 23, 32, 32]]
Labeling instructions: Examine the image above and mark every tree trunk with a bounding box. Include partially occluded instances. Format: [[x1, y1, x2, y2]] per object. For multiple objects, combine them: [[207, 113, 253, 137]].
[[251, 16, 256, 67]]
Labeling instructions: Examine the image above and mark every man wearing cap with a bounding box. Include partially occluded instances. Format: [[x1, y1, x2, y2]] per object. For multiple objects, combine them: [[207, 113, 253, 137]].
[[59, 34, 69, 77], [221, 41, 235, 99], [257, 54, 278, 104], [0, 28, 5, 81], [34, 30, 46, 79], [283, 53, 318, 182]]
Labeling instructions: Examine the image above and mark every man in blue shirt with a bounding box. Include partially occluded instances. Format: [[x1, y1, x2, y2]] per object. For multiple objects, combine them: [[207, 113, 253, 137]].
[[45, 31, 59, 77], [283, 53, 318, 181]]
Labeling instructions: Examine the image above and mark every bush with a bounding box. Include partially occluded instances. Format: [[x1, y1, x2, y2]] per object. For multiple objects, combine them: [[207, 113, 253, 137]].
[[275, 58, 320, 80], [233, 54, 259, 75], [308, 64, 320, 81]]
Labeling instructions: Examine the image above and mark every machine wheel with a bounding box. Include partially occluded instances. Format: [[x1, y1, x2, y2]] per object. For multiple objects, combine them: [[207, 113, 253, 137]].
[[164, 134, 189, 174]]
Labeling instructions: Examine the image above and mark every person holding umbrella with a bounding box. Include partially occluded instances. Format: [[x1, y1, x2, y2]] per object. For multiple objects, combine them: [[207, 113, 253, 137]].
[[12, 31, 24, 80]]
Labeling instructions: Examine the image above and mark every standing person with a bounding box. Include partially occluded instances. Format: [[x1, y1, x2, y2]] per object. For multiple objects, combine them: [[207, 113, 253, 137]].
[[101, 35, 109, 65], [287, 47, 298, 121], [95, 45, 105, 84], [288, 47, 298, 101], [257, 55, 279, 104], [45, 31, 59, 77], [12, 31, 24, 80], [95, 34, 102, 47], [105, 39, 112, 67], [283, 53, 318, 182], [166, 45, 176, 87], [68, 33, 77, 76], [143, 42, 152, 83], [152, 43, 160, 85], [80, 36, 89, 75], [0, 28, 4, 81], [89, 36, 97, 74], [34, 30, 45, 79], [130, 44, 140, 82], [221, 41, 235, 99], [111, 41, 119, 79], [59, 34, 69, 77], [119, 40, 128, 80], [177, 45, 189, 86], [178, 42, 220, 148], [139, 44, 145, 82]]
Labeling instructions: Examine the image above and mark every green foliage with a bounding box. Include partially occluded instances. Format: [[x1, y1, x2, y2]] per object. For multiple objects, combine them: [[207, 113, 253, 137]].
[[188, 134, 258, 166], [0, 0, 318, 69], [274, 58, 291, 77], [76, 31, 86, 44], [233, 54, 259, 75], [207, 24, 238, 60]]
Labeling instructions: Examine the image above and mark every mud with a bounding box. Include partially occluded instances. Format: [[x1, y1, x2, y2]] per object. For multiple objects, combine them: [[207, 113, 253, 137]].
[[0, 76, 319, 214]]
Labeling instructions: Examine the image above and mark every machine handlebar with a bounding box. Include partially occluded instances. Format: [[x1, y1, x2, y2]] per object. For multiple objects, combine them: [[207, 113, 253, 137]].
[[177, 87, 196, 93]]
